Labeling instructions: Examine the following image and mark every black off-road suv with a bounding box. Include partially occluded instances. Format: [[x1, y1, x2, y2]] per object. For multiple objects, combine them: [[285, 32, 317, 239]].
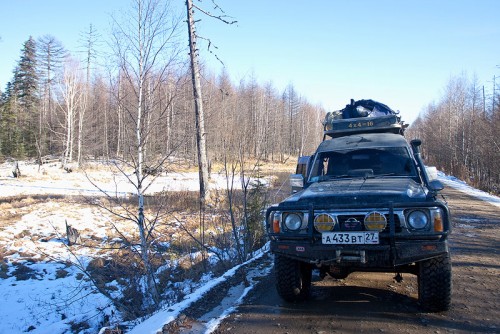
[[266, 99, 451, 312]]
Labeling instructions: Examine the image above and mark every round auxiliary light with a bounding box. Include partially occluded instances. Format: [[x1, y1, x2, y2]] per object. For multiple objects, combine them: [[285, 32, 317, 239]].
[[284, 213, 302, 231], [407, 210, 429, 229], [364, 212, 387, 231], [314, 213, 335, 232]]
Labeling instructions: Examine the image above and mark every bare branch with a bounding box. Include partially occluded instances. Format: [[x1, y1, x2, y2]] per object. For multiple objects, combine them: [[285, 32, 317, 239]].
[[192, 3, 237, 25]]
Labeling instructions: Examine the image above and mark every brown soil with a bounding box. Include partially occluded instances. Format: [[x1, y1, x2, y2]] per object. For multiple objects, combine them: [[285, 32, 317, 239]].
[[202, 186, 500, 334]]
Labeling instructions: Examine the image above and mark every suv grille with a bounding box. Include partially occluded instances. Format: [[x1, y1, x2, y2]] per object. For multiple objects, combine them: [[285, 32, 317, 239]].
[[337, 214, 401, 232]]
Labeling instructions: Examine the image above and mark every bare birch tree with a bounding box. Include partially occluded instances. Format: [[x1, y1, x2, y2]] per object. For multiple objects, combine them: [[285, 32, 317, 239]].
[[57, 57, 82, 168], [109, 0, 182, 308]]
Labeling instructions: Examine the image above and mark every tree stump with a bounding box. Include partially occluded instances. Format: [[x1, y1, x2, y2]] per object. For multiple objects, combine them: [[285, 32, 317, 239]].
[[65, 220, 80, 246], [12, 161, 21, 178]]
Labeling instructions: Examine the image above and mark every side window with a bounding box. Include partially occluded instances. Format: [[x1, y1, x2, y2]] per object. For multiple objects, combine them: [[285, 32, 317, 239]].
[[309, 153, 336, 181], [295, 156, 311, 178], [308, 156, 322, 181]]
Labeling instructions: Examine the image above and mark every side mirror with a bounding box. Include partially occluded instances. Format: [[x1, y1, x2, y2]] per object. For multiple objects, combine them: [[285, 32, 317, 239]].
[[428, 180, 444, 192], [296, 156, 311, 178], [290, 174, 304, 193], [410, 139, 422, 147]]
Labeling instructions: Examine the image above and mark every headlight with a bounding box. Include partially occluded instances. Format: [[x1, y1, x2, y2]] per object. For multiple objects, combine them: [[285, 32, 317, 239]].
[[314, 213, 335, 232], [284, 213, 302, 231], [407, 210, 429, 229]]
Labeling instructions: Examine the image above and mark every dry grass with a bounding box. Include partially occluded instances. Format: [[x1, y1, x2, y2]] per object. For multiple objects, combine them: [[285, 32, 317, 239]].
[[0, 158, 296, 319]]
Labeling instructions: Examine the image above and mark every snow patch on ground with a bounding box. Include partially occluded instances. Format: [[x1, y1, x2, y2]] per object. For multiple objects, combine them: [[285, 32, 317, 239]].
[[127, 246, 270, 334], [0, 161, 267, 197], [0, 160, 273, 334], [0, 200, 119, 334], [1, 263, 115, 334], [456, 223, 476, 229], [438, 171, 500, 208]]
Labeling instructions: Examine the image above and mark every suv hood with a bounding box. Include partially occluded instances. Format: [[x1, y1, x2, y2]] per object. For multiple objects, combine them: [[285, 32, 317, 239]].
[[285, 178, 428, 207]]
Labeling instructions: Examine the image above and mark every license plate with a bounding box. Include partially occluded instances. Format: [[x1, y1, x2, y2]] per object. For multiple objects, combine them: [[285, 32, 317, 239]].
[[322, 232, 379, 245]]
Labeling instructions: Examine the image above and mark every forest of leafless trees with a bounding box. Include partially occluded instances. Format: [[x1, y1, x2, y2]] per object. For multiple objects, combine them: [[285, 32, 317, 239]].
[[406, 74, 500, 195], [0, 6, 497, 196], [0, 39, 325, 169]]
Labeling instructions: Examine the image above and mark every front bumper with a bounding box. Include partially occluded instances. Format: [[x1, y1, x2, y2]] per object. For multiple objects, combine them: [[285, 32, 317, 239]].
[[266, 200, 450, 268], [270, 239, 449, 268]]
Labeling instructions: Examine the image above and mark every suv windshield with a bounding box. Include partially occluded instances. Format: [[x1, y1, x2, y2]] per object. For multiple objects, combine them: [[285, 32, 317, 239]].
[[308, 147, 417, 182]]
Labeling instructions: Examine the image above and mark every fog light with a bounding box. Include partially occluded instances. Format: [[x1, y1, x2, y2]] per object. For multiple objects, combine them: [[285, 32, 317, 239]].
[[364, 212, 387, 231], [314, 214, 335, 232]]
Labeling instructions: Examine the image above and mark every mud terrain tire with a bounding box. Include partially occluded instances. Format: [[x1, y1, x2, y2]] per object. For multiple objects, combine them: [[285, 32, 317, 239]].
[[275, 255, 312, 302], [418, 254, 452, 312]]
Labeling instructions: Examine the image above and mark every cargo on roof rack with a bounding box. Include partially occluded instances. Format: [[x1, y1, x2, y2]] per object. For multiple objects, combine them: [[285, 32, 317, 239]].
[[323, 99, 407, 139]]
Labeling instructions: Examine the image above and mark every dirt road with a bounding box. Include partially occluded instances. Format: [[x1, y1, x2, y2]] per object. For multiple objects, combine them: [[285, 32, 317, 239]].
[[211, 186, 499, 334]]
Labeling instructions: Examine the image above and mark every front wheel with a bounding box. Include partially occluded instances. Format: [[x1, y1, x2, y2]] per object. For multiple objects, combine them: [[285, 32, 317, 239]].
[[418, 254, 452, 312], [274, 254, 312, 302]]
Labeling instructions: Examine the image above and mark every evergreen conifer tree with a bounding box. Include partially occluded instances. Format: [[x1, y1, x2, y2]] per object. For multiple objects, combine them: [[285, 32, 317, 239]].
[[11, 36, 39, 157], [0, 81, 22, 157]]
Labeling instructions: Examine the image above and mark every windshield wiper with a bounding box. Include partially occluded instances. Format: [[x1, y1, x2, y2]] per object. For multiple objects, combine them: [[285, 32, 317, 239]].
[[317, 174, 353, 182], [366, 173, 401, 179]]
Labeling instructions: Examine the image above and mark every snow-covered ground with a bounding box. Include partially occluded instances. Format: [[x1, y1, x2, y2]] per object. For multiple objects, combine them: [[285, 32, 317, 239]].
[[438, 171, 500, 208], [125, 247, 271, 334], [0, 161, 272, 334], [0, 161, 499, 334], [0, 161, 247, 197]]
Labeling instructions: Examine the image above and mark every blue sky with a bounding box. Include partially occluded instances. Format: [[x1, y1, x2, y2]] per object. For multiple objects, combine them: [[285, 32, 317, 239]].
[[1, 0, 499, 124]]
